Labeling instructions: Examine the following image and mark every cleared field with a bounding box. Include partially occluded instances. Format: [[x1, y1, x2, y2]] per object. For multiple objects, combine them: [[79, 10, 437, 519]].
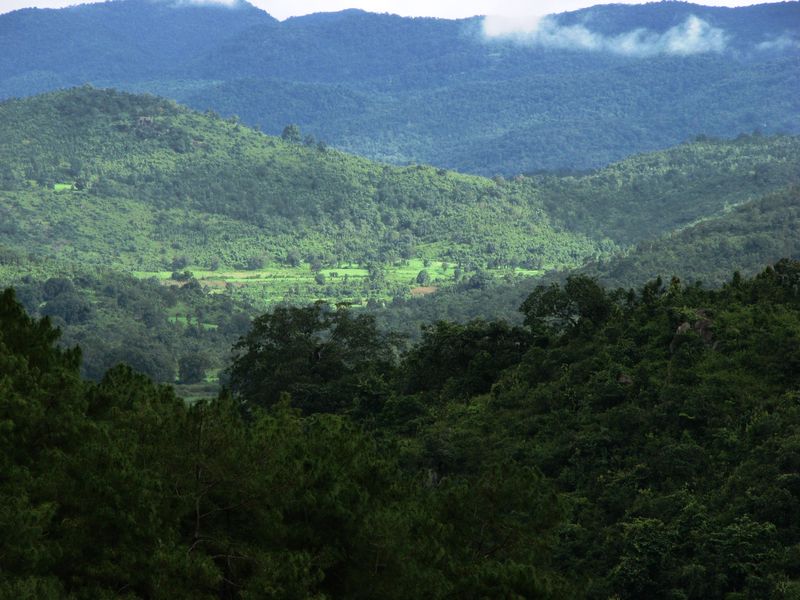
[[133, 259, 543, 309]]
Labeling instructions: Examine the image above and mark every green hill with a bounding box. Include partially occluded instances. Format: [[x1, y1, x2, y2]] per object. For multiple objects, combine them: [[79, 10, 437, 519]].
[[2, 88, 799, 383], [577, 185, 800, 288], [0, 86, 599, 277], [0, 86, 598, 382], [532, 134, 800, 245]]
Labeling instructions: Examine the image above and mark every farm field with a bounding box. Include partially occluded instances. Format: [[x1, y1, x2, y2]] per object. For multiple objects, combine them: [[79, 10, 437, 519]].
[[133, 259, 544, 309]]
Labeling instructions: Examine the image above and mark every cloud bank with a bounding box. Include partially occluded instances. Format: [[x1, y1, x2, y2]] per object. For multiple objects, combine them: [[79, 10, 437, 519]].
[[482, 14, 729, 57]]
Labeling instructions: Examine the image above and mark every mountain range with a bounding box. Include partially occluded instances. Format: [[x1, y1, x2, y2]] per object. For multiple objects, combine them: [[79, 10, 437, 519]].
[[1, 0, 797, 174]]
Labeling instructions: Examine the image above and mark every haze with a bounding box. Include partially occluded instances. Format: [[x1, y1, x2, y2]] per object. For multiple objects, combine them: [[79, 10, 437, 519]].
[[0, 0, 787, 18]]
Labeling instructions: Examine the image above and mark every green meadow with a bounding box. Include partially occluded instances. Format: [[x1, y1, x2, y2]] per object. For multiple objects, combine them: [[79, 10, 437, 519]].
[[134, 258, 544, 309]]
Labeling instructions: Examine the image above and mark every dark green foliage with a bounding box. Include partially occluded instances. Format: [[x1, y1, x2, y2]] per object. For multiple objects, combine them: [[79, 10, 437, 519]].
[[4, 261, 800, 596], [520, 275, 613, 337], [401, 319, 531, 401], [179, 353, 210, 384], [3, 259, 254, 384], [0, 287, 570, 597], [481, 260, 800, 597], [280, 123, 301, 143], [229, 302, 400, 415], [224, 261, 800, 596]]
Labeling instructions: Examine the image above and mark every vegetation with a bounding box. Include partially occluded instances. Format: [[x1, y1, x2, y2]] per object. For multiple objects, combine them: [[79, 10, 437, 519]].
[[531, 134, 800, 245], [3, 261, 800, 597], [0, 249, 251, 387], [578, 185, 800, 288], [0, 0, 800, 600], [3, 5, 799, 595], [1, 88, 797, 383], [0, 87, 600, 274]]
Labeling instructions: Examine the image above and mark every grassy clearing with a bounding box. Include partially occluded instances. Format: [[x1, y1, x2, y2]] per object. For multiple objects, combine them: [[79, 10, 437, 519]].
[[133, 259, 544, 310]]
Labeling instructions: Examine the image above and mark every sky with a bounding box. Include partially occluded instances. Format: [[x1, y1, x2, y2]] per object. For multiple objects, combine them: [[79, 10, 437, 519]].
[[0, 0, 784, 19]]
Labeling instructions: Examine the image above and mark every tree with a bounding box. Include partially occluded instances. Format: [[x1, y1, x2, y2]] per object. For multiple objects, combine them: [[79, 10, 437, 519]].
[[41, 292, 93, 324], [229, 302, 400, 414], [520, 275, 612, 336], [285, 250, 302, 267], [416, 270, 431, 285], [281, 124, 302, 143], [178, 353, 210, 384], [401, 320, 531, 400], [246, 255, 265, 270], [42, 277, 74, 300]]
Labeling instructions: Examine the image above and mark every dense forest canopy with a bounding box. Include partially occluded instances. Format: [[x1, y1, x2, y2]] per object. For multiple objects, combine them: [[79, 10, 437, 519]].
[[2, 261, 800, 597]]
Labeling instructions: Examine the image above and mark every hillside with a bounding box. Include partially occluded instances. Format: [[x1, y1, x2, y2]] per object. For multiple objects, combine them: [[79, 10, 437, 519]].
[[3, 88, 798, 274], [578, 185, 800, 288], [0, 1, 797, 174], [377, 183, 800, 338], [0, 87, 599, 277], [532, 133, 800, 244], [0, 86, 595, 381]]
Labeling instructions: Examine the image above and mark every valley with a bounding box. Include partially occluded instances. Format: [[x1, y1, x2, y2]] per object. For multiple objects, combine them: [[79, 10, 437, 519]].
[[1, 2, 800, 597], [1, 86, 797, 384]]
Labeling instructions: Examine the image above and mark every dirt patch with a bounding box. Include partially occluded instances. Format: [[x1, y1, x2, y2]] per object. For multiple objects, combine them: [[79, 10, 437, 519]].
[[202, 280, 229, 289], [411, 286, 438, 297]]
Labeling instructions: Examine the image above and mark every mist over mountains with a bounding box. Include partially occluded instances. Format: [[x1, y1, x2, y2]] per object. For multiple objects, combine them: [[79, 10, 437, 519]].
[[1, 0, 797, 174]]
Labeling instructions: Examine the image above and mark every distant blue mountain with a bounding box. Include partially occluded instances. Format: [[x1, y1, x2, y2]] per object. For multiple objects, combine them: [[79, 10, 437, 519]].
[[1, 0, 797, 173]]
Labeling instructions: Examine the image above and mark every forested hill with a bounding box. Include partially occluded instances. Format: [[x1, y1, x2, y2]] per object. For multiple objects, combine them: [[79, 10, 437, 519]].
[[532, 134, 800, 245], [1, 87, 798, 383], [0, 86, 601, 272], [576, 185, 800, 288], [0, 1, 797, 174], [0, 0, 273, 85], [3, 88, 799, 274]]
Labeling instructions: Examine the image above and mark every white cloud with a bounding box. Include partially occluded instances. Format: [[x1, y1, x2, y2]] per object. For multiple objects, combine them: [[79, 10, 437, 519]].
[[482, 14, 729, 57], [756, 34, 800, 51]]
